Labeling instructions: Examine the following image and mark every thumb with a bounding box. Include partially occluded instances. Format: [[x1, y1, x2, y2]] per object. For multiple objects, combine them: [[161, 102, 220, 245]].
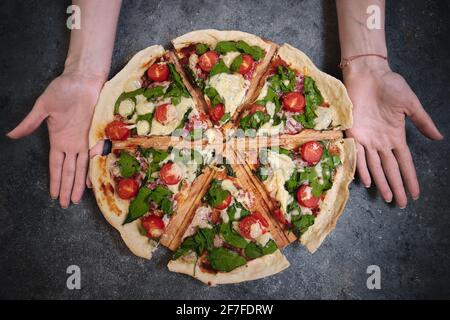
[[7, 100, 47, 139], [408, 97, 443, 141]]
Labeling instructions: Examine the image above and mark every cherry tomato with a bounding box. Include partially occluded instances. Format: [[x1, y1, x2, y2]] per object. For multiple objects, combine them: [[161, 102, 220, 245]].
[[159, 162, 182, 185], [329, 145, 340, 156], [238, 54, 254, 75], [300, 141, 323, 164], [198, 51, 219, 72], [141, 215, 165, 239], [273, 208, 288, 225], [105, 121, 130, 141], [209, 103, 225, 123], [282, 92, 306, 113], [155, 103, 170, 124], [251, 212, 269, 228], [238, 215, 260, 239], [296, 184, 320, 208], [117, 178, 139, 199], [147, 63, 169, 82], [214, 193, 232, 210], [249, 104, 266, 114]]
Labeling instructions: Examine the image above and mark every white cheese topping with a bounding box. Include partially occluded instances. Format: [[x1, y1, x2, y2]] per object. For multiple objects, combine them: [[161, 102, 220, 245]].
[[221, 179, 238, 196], [136, 120, 150, 136], [264, 170, 291, 213], [150, 97, 193, 135], [136, 101, 155, 115], [182, 206, 212, 239], [220, 210, 229, 224], [256, 81, 270, 101], [249, 222, 263, 239], [266, 150, 295, 182], [208, 73, 248, 117], [118, 99, 134, 117], [257, 121, 284, 136], [255, 233, 272, 247], [124, 77, 142, 92], [221, 51, 241, 68], [189, 54, 199, 72], [314, 106, 334, 130], [266, 101, 276, 117]]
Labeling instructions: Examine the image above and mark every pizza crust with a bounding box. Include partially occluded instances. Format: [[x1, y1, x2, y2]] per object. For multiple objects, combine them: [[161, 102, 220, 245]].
[[89, 154, 158, 259], [167, 249, 289, 286], [276, 44, 353, 130], [88, 45, 166, 149]]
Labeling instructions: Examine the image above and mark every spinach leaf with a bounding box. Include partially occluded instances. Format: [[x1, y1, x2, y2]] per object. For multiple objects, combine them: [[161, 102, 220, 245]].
[[177, 107, 193, 129], [136, 112, 153, 124], [239, 111, 270, 131], [220, 112, 231, 123], [204, 86, 223, 107], [124, 187, 152, 224], [291, 214, 315, 236], [215, 41, 238, 54], [220, 222, 248, 249], [244, 239, 277, 259], [149, 185, 173, 208], [230, 54, 243, 73], [168, 63, 190, 97], [173, 227, 215, 259], [160, 198, 173, 215], [204, 180, 230, 208], [209, 60, 229, 78], [196, 43, 209, 55], [114, 88, 145, 114], [117, 152, 140, 178], [143, 86, 165, 100], [285, 170, 300, 194], [207, 247, 247, 272], [255, 166, 269, 181], [235, 40, 264, 61]]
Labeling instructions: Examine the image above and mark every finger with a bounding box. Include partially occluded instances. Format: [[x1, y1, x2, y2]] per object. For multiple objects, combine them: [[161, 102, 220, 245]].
[[86, 174, 92, 189], [7, 100, 47, 139], [366, 149, 393, 203], [409, 97, 443, 140], [393, 146, 420, 200], [379, 150, 408, 208], [49, 149, 64, 199], [59, 153, 77, 208], [355, 143, 371, 188], [89, 140, 105, 158], [71, 152, 89, 204]]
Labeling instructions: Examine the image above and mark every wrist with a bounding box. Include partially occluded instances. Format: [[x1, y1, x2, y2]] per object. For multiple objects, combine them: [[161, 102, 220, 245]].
[[63, 54, 109, 82], [342, 55, 390, 78]]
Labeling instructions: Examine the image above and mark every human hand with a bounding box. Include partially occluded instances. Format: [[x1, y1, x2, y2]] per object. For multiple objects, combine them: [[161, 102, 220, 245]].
[[7, 71, 105, 208], [344, 58, 443, 208]]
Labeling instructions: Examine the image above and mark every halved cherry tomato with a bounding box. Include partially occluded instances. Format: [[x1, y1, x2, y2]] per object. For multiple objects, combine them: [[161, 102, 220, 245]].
[[209, 103, 225, 123], [282, 92, 306, 113], [273, 208, 288, 225], [147, 63, 169, 82], [249, 104, 266, 114], [117, 178, 139, 199], [300, 141, 323, 164], [329, 145, 340, 156], [238, 54, 254, 75], [239, 215, 266, 240], [251, 212, 269, 228], [214, 193, 232, 210], [296, 184, 320, 208], [159, 162, 182, 185], [155, 103, 170, 124], [198, 51, 219, 72], [105, 121, 130, 141], [141, 215, 165, 239]]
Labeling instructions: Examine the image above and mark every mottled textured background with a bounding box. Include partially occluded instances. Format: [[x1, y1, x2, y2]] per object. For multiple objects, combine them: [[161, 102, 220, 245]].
[[0, 0, 449, 299]]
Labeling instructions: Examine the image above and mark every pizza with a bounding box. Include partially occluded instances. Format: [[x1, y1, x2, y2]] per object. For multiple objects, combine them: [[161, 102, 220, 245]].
[[89, 29, 356, 285]]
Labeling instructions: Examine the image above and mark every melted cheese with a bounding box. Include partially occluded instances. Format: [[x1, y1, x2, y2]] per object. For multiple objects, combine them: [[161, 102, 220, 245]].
[[208, 73, 248, 117], [256, 81, 269, 101], [314, 106, 335, 130], [136, 120, 150, 136], [257, 121, 284, 136], [255, 233, 272, 247], [150, 97, 193, 135], [136, 100, 155, 115], [266, 150, 295, 181], [264, 170, 291, 213], [249, 222, 263, 239], [222, 51, 241, 68], [182, 206, 212, 239], [221, 179, 238, 196], [118, 99, 134, 117]]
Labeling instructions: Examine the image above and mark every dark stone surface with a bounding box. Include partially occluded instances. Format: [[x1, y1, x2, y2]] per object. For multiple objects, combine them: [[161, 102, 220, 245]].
[[0, 0, 449, 299]]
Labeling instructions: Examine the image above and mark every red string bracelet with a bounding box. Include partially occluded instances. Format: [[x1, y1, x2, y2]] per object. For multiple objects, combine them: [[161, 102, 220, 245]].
[[338, 53, 387, 69]]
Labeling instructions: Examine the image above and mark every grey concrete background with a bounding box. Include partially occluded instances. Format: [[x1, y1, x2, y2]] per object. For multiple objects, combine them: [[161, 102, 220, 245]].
[[0, 0, 449, 299]]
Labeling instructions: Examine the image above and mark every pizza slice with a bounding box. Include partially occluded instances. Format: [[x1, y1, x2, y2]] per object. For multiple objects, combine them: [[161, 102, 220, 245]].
[[168, 167, 290, 285], [236, 138, 356, 252], [171, 29, 277, 128], [235, 44, 353, 137], [89, 140, 217, 259], [89, 45, 211, 151]]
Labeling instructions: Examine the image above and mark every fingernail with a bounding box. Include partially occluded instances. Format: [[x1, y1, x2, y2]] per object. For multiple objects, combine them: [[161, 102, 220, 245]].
[[61, 206, 68, 209], [50, 194, 58, 200], [385, 198, 392, 203], [399, 206, 406, 209], [365, 184, 371, 188], [412, 196, 419, 201]]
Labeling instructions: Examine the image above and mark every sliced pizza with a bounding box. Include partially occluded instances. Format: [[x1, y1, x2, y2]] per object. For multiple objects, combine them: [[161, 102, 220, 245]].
[[89, 141, 217, 259], [235, 44, 353, 137], [89, 45, 211, 150], [237, 138, 356, 252], [171, 29, 277, 128], [168, 167, 289, 285]]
